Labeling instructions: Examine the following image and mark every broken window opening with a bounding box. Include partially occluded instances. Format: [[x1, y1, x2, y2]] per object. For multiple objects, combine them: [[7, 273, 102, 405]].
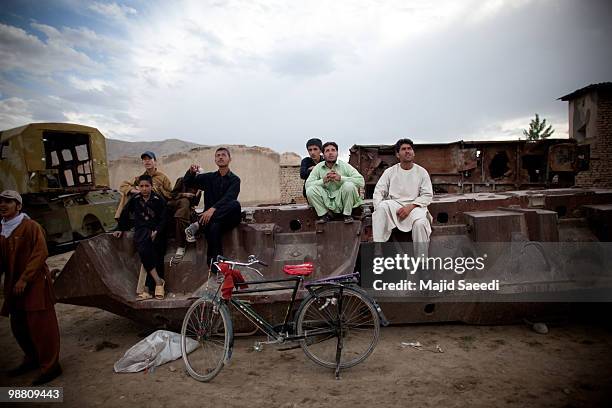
[[521, 155, 546, 183], [0, 141, 8, 160], [489, 151, 511, 179], [43, 131, 94, 188]]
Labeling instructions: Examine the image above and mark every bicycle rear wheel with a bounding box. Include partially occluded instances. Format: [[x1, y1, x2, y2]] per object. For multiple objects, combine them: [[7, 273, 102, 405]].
[[181, 297, 233, 382], [296, 286, 379, 369]]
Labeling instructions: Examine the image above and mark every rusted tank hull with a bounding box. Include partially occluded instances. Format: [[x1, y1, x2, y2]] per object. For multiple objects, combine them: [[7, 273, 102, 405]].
[[54, 219, 363, 330], [349, 140, 589, 196], [54, 187, 612, 328]]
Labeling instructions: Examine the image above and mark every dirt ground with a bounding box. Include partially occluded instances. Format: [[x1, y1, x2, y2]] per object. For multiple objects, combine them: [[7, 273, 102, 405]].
[[1, 254, 612, 407]]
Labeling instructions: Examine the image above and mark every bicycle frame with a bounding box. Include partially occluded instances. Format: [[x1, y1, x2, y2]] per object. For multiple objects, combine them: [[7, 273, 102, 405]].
[[230, 275, 303, 338], [183, 258, 382, 381], [210, 260, 362, 344]]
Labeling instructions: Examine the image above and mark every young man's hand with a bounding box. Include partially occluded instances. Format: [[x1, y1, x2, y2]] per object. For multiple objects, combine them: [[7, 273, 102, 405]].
[[324, 171, 340, 183], [189, 164, 199, 174], [13, 279, 26, 295], [112, 231, 123, 238], [397, 204, 417, 220], [130, 187, 140, 194], [328, 171, 341, 182], [199, 207, 216, 225]]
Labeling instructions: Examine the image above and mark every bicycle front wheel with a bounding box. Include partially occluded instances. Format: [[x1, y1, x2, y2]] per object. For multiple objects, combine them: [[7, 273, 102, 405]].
[[296, 286, 380, 369], [181, 297, 233, 382]]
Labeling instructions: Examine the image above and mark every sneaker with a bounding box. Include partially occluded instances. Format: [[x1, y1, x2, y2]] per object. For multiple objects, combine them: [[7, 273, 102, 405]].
[[344, 215, 354, 224], [31, 364, 62, 386], [316, 213, 333, 224], [170, 247, 186, 266], [185, 222, 199, 243]]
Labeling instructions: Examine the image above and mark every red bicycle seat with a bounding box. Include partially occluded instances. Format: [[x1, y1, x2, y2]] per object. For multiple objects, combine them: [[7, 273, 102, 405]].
[[283, 263, 314, 276]]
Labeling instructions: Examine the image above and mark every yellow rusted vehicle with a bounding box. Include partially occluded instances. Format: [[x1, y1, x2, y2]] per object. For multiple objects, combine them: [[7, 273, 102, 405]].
[[0, 122, 120, 251]]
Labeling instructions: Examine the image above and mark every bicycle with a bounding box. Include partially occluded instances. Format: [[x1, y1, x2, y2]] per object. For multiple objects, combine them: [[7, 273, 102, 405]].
[[181, 254, 389, 382]]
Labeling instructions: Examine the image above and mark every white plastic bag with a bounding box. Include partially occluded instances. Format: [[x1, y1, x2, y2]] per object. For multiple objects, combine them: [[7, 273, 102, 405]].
[[114, 330, 198, 373]]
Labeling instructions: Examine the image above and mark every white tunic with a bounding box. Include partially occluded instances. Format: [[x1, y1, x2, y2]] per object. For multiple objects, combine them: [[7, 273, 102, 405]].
[[372, 163, 433, 242]]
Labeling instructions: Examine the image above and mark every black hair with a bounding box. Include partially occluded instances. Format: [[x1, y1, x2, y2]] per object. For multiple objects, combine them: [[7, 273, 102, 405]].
[[306, 138, 323, 150], [138, 174, 153, 185], [216, 147, 231, 158], [322, 141, 338, 152], [394, 138, 414, 153]]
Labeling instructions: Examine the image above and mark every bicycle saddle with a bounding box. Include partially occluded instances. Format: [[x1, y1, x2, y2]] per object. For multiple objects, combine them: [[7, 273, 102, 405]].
[[283, 263, 314, 276]]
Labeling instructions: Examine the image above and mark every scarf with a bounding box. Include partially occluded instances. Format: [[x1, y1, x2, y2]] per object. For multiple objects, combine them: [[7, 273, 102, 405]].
[[1, 213, 28, 238]]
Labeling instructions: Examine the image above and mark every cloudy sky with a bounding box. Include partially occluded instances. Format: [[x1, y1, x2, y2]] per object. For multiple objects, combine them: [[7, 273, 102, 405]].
[[1, 0, 611, 156]]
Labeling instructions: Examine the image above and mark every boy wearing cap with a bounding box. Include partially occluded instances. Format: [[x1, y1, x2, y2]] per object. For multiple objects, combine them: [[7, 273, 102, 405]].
[[300, 138, 324, 198], [0, 190, 62, 385], [113, 175, 168, 299], [114, 151, 173, 219]]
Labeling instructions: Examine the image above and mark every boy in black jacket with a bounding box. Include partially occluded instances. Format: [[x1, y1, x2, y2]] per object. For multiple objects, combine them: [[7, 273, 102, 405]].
[[114, 174, 167, 299]]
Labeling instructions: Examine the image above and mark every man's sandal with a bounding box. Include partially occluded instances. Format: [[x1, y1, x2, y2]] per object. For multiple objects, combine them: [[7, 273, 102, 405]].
[[136, 292, 152, 301], [155, 279, 165, 299]]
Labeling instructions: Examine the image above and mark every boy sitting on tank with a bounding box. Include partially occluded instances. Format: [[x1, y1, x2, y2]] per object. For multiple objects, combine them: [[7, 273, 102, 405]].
[[113, 174, 168, 300]]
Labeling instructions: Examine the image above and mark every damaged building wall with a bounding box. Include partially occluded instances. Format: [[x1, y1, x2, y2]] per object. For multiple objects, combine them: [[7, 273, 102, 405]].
[[109, 145, 281, 205], [279, 152, 305, 204], [565, 85, 612, 188], [280, 165, 304, 204]]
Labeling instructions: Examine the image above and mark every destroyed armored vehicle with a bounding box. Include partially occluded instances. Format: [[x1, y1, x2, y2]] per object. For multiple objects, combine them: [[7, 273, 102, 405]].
[[50, 82, 612, 327], [0, 123, 120, 251], [54, 143, 612, 329], [349, 139, 590, 196]]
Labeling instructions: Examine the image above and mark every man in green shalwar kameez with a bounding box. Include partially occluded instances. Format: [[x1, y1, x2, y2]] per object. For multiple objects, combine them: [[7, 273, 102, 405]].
[[305, 142, 365, 224]]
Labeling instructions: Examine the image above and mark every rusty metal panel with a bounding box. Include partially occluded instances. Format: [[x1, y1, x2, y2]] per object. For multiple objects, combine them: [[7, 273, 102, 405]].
[[350, 139, 581, 196]]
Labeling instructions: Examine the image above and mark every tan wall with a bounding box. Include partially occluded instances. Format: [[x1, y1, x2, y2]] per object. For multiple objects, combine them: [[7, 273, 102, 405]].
[[109, 145, 281, 205]]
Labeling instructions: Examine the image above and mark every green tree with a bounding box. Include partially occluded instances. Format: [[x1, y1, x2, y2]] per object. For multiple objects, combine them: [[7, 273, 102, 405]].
[[523, 113, 555, 141]]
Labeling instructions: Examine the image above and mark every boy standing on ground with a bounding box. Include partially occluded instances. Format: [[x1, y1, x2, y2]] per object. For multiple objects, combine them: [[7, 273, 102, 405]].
[[0, 190, 62, 385]]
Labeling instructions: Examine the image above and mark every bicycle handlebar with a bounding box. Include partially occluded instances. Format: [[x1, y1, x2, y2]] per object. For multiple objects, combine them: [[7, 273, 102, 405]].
[[214, 255, 267, 272]]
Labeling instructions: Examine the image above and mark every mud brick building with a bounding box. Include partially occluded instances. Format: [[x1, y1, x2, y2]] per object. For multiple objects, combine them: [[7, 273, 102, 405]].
[[561, 82, 612, 187], [279, 164, 305, 204], [279, 152, 305, 204]]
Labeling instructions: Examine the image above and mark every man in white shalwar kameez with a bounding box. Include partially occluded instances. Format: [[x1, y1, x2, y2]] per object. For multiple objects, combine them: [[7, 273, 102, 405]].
[[372, 138, 433, 256]]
